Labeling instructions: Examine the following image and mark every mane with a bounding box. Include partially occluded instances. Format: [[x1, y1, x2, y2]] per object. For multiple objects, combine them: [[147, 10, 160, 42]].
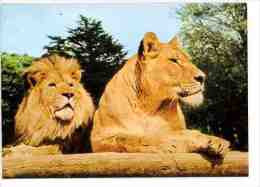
[[15, 55, 94, 147]]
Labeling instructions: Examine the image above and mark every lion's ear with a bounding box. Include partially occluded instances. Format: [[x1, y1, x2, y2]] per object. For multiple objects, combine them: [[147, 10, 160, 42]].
[[23, 67, 47, 87], [71, 70, 82, 82], [169, 36, 182, 49], [138, 32, 160, 60]]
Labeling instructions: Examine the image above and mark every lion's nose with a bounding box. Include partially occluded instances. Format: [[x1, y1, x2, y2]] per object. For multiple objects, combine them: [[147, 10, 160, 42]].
[[194, 74, 205, 85], [62, 92, 74, 99]]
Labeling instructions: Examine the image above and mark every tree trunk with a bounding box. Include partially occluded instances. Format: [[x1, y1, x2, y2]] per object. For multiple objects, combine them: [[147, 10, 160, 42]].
[[3, 151, 248, 178]]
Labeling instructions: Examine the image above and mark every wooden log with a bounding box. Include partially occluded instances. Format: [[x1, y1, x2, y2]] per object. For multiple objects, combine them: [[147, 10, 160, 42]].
[[3, 151, 248, 178], [3, 144, 62, 158]]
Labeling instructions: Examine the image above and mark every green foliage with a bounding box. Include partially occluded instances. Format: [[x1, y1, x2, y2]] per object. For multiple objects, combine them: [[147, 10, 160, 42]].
[[1, 52, 34, 145], [44, 15, 127, 104], [178, 3, 248, 150]]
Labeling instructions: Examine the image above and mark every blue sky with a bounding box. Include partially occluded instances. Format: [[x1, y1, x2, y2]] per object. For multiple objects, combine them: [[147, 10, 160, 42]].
[[1, 4, 181, 57]]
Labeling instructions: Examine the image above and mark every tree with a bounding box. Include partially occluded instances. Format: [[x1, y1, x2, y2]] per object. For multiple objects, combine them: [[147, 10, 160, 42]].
[[44, 15, 127, 104], [177, 3, 247, 150], [1, 52, 34, 145]]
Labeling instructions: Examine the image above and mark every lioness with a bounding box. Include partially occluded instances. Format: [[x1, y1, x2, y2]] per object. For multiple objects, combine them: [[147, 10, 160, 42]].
[[91, 32, 230, 157]]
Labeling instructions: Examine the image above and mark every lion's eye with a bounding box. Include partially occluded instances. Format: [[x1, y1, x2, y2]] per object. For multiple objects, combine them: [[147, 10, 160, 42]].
[[68, 83, 74, 87], [48, 83, 56, 87], [169, 58, 179, 64]]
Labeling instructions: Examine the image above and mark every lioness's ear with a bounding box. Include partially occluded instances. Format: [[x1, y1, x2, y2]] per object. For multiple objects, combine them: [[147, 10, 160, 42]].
[[169, 36, 182, 49], [23, 67, 47, 87], [138, 32, 160, 60]]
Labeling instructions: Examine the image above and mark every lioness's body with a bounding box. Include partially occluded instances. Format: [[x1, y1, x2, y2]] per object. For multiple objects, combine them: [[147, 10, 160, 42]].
[[91, 32, 230, 157], [93, 55, 186, 136]]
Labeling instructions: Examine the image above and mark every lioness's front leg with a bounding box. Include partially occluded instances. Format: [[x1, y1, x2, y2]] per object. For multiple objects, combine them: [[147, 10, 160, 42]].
[[170, 130, 231, 158], [93, 131, 229, 157]]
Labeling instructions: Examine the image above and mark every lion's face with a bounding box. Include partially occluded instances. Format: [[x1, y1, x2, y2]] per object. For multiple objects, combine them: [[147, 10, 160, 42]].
[[40, 72, 81, 122], [138, 32, 206, 107]]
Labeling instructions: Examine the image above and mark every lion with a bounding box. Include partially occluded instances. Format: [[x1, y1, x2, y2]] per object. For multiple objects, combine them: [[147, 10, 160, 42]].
[[5, 54, 95, 156], [90, 32, 230, 158]]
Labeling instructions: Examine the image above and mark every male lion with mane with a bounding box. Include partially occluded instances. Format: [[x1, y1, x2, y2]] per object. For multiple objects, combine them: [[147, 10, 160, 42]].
[[91, 32, 230, 158], [5, 54, 94, 156]]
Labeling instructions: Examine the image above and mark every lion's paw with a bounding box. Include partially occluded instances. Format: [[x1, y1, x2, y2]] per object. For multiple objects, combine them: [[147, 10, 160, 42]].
[[207, 137, 230, 158]]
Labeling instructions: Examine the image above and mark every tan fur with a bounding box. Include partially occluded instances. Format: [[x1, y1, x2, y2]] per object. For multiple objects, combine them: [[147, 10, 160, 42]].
[[91, 32, 230, 158], [15, 54, 95, 152]]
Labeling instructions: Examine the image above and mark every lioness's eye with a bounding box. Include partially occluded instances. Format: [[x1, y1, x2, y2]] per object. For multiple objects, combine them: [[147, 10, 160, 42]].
[[68, 83, 74, 87], [169, 58, 178, 64], [48, 83, 56, 87]]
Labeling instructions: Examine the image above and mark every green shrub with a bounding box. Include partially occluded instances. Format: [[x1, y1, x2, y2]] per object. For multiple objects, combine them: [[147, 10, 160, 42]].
[[1, 52, 33, 145]]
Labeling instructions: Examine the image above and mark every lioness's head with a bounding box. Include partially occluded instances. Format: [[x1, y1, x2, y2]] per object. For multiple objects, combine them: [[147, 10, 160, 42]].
[[15, 54, 94, 146], [137, 32, 206, 107]]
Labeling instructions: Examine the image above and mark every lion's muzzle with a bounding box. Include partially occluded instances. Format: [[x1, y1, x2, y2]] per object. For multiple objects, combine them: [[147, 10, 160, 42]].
[[54, 93, 76, 122]]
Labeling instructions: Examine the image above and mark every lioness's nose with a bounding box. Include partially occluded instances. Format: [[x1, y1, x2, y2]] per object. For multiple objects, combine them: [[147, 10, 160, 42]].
[[194, 73, 206, 85], [62, 92, 74, 99]]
